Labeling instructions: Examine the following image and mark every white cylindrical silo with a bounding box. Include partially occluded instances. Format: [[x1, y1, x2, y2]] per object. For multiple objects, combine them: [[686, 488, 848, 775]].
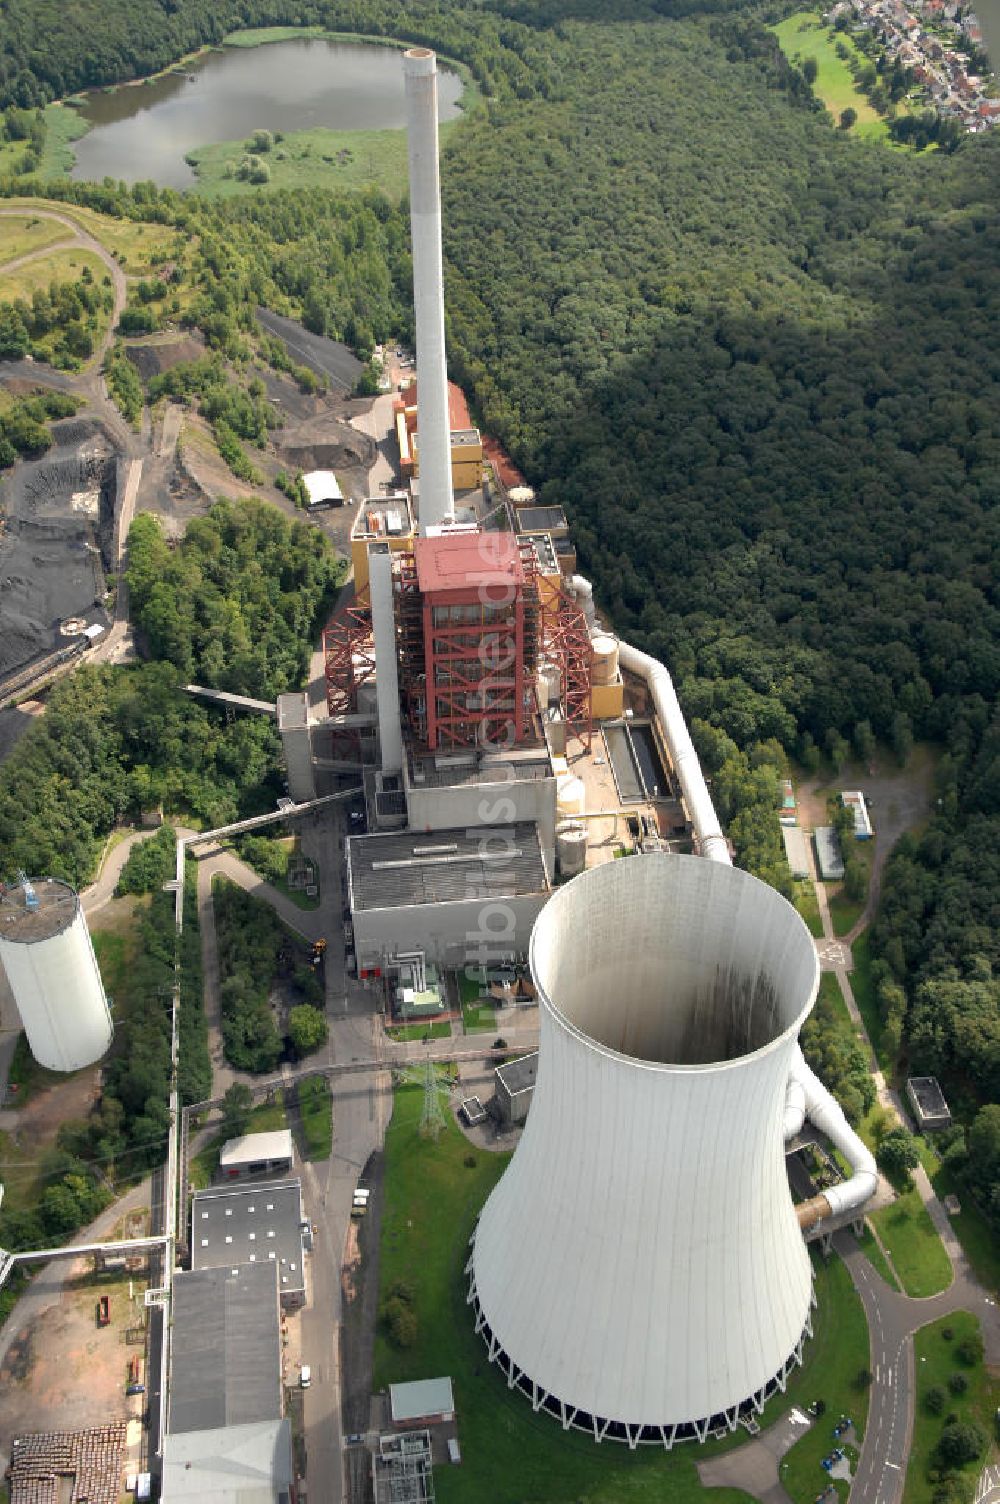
[[0, 878, 113, 1072], [555, 822, 587, 878], [403, 48, 454, 535], [590, 633, 619, 686], [468, 852, 819, 1445], [555, 774, 585, 820]]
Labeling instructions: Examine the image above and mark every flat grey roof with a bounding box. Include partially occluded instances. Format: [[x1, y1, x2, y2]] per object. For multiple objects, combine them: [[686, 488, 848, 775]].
[[219, 1130, 293, 1168], [276, 692, 308, 731], [390, 1376, 455, 1422], [162, 1418, 292, 1503], [191, 1180, 305, 1298], [168, 1263, 281, 1435], [408, 748, 552, 789], [515, 505, 568, 534], [908, 1076, 950, 1115], [348, 824, 548, 912], [497, 1051, 538, 1097], [780, 825, 811, 879], [814, 826, 845, 880]]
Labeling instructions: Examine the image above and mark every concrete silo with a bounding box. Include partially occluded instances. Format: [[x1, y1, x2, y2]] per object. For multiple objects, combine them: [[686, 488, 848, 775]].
[[468, 852, 820, 1445], [0, 877, 113, 1071]]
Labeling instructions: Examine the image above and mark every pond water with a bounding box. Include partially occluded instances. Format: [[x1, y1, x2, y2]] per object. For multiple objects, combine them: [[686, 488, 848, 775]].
[[70, 37, 463, 189]]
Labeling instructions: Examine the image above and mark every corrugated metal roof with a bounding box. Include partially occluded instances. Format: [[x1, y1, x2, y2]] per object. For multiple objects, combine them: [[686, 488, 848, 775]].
[[814, 826, 845, 880], [390, 1376, 455, 1422], [168, 1264, 281, 1435]]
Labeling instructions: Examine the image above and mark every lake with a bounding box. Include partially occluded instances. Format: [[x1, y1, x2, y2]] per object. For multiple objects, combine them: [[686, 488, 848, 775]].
[[70, 38, 463, 190], [977, 0, 1000, 66]]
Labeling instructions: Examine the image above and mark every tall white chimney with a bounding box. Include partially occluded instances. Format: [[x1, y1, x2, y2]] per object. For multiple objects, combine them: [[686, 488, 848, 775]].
[[403, 47, 454, 534]]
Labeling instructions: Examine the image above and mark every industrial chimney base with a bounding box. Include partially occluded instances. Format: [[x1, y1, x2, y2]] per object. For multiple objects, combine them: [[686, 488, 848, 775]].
[[466, 1253, 815, 1447]]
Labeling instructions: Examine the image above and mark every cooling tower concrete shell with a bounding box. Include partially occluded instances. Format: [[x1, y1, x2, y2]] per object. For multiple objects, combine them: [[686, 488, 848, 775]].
[[0, 879, 113, 1071], [468, 852, 819, 1444]]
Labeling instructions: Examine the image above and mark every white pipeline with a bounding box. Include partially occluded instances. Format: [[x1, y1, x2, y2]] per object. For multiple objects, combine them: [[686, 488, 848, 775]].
[[568, 572, 877, 1227]]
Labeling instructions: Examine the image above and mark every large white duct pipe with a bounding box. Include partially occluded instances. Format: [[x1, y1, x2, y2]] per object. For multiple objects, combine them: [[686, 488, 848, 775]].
[[470, 853, 819, 1443], [369, 543, 403, 774], [403, 48, 454, 535], [566, 571, 877, 1229]]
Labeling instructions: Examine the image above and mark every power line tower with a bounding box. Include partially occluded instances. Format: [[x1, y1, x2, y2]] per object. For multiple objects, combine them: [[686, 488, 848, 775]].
[[419, 1060, 447, 1140]]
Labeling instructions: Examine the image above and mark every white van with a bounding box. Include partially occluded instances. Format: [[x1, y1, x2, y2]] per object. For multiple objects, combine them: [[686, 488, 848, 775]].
[[300, 1365, 312, 1389]]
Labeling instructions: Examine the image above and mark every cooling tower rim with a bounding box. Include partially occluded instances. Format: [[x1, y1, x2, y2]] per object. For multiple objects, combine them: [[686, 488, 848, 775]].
[[528, 851, 819, 1075], [0, 877, 80, 944]]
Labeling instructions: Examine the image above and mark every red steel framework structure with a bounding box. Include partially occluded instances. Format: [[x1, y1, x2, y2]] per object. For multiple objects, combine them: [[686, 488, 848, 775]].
[[323, 533, 592, 754]]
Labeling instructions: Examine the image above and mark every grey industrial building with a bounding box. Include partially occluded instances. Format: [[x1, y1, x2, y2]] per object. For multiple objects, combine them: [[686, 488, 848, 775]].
[[780, 825, 811, 881], [161, 1419, 293, 1504], [347, 823, 549, 972], [494, 1052, 539, 1126], [813, 825, 846, 880], [168, 1263, 283, 1436], [907, 1075, 952, 1131], [218, 1129, 294, 1182], [191, 1179, 308, 1309]]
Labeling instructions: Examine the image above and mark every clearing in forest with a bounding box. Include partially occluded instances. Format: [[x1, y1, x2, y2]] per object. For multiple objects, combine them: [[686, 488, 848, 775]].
[[771, 12, 887, 136]]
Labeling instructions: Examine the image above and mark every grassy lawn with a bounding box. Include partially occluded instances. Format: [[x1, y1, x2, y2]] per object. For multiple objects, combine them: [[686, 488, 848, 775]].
[[919, 1142, 1000, 1294], [771, 12, 887, 136], [779, 1254, 870, 1504], [870, 1185, 952, 1298], [855, 1223, 901, 1291], [1, 246, 109, 304], [224, 25, 327, 46], [187, 126, 415, 201], [190, 1094, 287, 1189], [0, 214, 72, 265], [38, 103, 90, 176], [0, 196, 180, 272], [848, 931, 883, 1064], [374, 1085, 872, 1504], [829, 887, 864, 936], [296, 1075, 331, 1161], [462, 1001, 498, 1033], [793, 880, 823, 938], [905, 1312, 1000, 1504], [386, 1021, 452, 1042]]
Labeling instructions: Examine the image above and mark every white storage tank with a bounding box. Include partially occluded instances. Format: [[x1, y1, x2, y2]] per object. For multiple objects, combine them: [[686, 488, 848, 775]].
[[539, 661, 561, 708], [508, 486, 536, 507], [0, 878, 113, 1071], [556, 774, 585, 820], [590, 633, 620, 687], [556, 822, 587, 878]]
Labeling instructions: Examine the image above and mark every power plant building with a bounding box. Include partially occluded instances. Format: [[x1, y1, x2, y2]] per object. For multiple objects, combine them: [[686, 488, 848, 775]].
[[0, 877, 112, 1071]]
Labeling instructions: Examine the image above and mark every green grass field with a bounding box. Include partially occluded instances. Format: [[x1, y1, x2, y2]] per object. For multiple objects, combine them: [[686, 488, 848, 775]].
[[223, 26, 327, 46], [386, 1021, 452, 1042], [919, 1142, 1000, 1293], [296, 1075, 332, 1161], [794, 881, 824, 938], [374, 1085, 872, 1504], [870, 1185, 952, 1298], [0, 246, 108, 304], [0, 196, 180, 272], [771, 12, 888, 139], [186, 126, 416, 201], [855, 1223, 901, 1291], [0, 214, 71, 265], [905, 1313, 1000, 1504], [848, 931, 884, 1064]]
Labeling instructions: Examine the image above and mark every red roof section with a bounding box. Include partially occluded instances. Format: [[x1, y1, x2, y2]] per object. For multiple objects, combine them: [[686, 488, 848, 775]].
[[398, 379, 472, 432], [414, 532, 524, 595]]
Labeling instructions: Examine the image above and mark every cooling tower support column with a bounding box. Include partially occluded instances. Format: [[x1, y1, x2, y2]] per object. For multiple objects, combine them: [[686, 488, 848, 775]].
[[469, 853, 819, 1443], [404, 48, 454, 534], [369, 543, 403, 775]]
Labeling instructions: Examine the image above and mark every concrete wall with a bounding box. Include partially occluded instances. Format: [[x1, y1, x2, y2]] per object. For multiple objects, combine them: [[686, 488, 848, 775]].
[[353, 892, 547, 971]]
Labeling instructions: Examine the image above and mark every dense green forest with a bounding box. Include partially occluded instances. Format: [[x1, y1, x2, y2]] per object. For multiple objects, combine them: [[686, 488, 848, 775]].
[[127, 499, 344, 698]]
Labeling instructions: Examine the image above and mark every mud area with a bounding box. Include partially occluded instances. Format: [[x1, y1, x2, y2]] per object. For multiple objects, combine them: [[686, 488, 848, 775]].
[[275, 412, 375, 475], [0, 424, 117, 678], [0, 1269, 148, 1443]]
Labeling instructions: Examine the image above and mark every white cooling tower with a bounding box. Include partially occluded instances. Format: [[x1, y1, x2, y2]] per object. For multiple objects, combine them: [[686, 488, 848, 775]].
[[468, 851, 820, 1445], [0, 878, 113, 1071]]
